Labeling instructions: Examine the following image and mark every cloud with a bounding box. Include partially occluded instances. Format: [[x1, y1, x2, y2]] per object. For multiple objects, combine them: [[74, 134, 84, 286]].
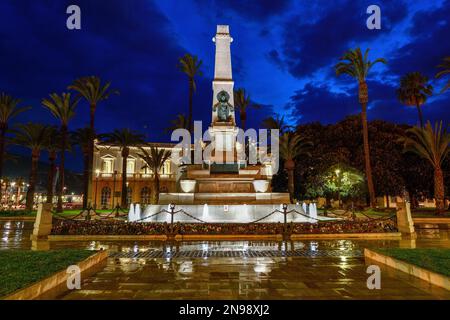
[[388, 0, 450, 77], [273, 0, 408, 78], [287, 83, 359, 124], [195, 0, 292, 21]]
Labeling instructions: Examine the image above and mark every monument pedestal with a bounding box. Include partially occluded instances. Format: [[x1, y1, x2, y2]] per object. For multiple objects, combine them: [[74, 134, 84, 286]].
[[395, 197, 417, 238], [30, 203, 53, 250]]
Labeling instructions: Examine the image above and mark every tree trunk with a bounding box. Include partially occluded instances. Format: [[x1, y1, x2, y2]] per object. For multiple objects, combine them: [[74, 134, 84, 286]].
[[361, 102, 376, 208], [188, 78, 194, 134], [121, 148, 129, 208], [26, 151, 39, 211], [151, 174, 160, 204], [434, 166, 445, 214], [56, 125, 67, 213], [285, 159, 295, 203], [241, 111, 247, 131], [416, 103, 424, 128], [46, 152, 56, 204], [0, 126, 7, 202], [82, 149, 89, 209], [87, 105, 96, 208]]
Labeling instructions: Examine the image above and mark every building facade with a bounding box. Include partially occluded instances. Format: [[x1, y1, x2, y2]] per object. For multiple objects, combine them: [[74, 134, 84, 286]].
[[92, 142, 178, 209]]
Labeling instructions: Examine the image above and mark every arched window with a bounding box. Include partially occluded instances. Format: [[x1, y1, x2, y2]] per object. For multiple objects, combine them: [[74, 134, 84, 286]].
[[141, 187, 150, 204], [126, 187, 132, 206], [101, 187, 111, 208]]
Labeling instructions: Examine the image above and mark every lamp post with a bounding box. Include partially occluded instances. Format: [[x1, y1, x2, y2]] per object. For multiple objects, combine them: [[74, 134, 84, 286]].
[[94, 169, 100, 210], [335, 169, 341, 208]]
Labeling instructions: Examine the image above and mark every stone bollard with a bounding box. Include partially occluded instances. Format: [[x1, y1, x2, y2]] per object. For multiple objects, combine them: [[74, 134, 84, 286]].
[[30, 203, 53, 250], [395, 195, 417, 239]]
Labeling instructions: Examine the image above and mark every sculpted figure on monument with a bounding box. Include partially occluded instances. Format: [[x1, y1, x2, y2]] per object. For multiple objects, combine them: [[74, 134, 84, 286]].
[[213, 90, 234, 122]]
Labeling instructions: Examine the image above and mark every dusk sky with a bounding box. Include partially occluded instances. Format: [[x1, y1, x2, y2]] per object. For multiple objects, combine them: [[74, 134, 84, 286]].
[[1, 0, 449, 170]]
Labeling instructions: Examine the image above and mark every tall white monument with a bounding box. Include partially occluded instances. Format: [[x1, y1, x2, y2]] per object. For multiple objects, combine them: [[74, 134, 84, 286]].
[[209, 25, 239, 162], [157, 25, 291, 207]]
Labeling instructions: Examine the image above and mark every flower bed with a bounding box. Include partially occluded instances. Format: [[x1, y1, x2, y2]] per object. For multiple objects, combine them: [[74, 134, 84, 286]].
[[52, 219, 397, 235]]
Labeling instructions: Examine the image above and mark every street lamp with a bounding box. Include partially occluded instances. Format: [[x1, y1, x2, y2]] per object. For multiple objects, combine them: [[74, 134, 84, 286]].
[[94, 169, 100, 210]]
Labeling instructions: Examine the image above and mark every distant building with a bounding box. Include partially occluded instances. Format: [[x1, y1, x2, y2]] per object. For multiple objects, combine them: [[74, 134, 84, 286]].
[[92, 142, 178, 209]]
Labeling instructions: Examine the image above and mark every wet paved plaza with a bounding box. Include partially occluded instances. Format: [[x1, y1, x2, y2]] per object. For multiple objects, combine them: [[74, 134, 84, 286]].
[[1, 221, 450, 299]]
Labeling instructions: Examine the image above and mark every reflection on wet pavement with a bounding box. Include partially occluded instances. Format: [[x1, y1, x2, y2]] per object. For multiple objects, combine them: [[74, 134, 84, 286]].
[[1, 221, 450, 299]]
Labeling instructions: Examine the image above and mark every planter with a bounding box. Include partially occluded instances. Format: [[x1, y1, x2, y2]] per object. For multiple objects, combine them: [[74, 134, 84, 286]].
[[180, 180, 196, 193], [253, 180, 269, 193]]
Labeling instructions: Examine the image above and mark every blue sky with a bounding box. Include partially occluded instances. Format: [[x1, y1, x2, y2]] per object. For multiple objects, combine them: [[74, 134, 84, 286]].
[[0, 0, 449, 170]]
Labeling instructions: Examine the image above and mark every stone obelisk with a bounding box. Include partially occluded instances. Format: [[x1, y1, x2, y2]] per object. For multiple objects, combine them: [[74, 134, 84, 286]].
[[209, 25, 238, 164]]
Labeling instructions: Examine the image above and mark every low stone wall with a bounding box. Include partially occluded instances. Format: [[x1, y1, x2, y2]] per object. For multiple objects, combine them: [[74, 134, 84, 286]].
[[364, 249, 450, 291], [292, 232, 401, 240], [49, 235, 167, 241], [3, 250, 108, 300], [0, 216, 35, 221], [413, 217, 450, 229]]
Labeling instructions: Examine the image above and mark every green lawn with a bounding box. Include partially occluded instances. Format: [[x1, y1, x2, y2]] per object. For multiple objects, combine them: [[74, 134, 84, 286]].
[[376, 248, 450, 277], [0, 249, 94, 297], [0, 209, 113, 217]]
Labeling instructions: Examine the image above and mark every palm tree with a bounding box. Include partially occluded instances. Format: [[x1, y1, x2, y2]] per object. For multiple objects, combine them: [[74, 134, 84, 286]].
[[436, 56, 450, 93], [44, 126, 60, 204], [0, 93, 30, 188], [261, 114, 290, 134], [400, 121, 449, 214], [100, 129, 146, 208], [279, 132, 312, 203], [12, 123, 50, 211], [177, 53, 203, 133], [68, 76, 119, 207], [165, 113, 189, 133], [234, 88, 260, 131], [71, 127, 94, 209], [335, 47, 386, 207], [397, 72, 433, 128], [138, 147, 171, 204], [42, 93, 79, 212]]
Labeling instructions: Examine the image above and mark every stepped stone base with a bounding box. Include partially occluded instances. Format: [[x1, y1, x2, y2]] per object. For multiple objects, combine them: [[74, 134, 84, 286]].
[[159, 192, 290, 205]]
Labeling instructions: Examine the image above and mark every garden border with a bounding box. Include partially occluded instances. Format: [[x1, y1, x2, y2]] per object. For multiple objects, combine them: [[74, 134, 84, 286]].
[[0, 216, 35, 221], [364, 248, 450, 291], [291, 232, 401, 240], [2, 250, 108, 300]]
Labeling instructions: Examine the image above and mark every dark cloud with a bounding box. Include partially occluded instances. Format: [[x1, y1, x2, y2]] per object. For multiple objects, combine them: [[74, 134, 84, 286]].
[[288, 78, 450, 127], [274, 0, 408, 77], [196, 0, 292, 21], [267, 50, 285, 70], [388, 0, 450, 77], [287, 83, 359, 124]]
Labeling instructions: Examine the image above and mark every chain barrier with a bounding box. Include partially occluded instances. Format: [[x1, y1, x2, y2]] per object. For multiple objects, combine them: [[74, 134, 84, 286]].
[[286, 209, 321, 222]]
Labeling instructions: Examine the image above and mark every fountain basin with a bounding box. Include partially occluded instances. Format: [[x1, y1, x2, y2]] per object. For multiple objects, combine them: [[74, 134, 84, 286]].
[[180, 180, 196, 193], [253, 180, 270, 193], [135, 204, 335, 223]]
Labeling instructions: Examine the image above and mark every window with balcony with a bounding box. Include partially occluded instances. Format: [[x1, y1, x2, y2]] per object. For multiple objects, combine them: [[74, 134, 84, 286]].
[[160, 160, 171, 177], [126, 158, 136, 177], [101, 156, 114, 176], [141, 165, 153, 178]]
